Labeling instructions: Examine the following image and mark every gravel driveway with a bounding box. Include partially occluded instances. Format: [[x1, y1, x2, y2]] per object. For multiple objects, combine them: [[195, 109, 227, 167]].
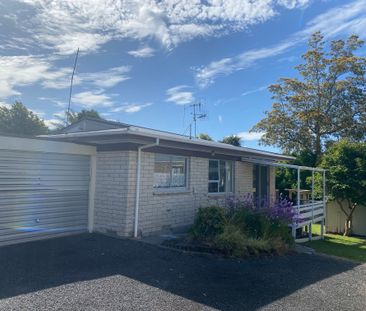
[[0, 233, 365, 311]]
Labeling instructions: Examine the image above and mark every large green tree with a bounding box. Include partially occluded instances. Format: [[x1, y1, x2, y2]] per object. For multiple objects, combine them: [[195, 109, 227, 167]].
[[0, 102, 48, 136], [321, 140, 366, 236], [252, 32, 366, 164], [220, 135, 241, 147]]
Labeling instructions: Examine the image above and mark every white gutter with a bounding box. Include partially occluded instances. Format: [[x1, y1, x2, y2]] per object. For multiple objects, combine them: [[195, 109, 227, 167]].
[[134, 138, 160, 238]]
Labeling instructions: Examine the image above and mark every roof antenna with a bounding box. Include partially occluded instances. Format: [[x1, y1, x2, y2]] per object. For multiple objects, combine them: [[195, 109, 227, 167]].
[[189, 100, 207, 139], [67, 47, 80, 123]]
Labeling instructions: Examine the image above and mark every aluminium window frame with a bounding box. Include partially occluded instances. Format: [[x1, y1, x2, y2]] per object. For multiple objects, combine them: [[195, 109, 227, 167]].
[[208, 159, 234, 194], [153, 153, 189, 190]]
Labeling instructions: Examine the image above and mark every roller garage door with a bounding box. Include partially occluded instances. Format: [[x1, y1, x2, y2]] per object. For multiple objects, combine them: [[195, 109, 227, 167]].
[[0, 149, 91, 246]]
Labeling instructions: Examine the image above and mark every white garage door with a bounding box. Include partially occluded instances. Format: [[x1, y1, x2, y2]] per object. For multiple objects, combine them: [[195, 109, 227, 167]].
[[0, 150, 90, 246]]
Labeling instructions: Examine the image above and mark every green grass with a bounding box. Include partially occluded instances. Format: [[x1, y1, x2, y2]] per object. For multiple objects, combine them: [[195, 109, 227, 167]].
[[304, 224, 366, 262]]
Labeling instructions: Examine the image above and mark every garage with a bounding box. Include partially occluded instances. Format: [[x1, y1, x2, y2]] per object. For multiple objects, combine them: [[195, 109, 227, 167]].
[[0, 136, 96, 246]]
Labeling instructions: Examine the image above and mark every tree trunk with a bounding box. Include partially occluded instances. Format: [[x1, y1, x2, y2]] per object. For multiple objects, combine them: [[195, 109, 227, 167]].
[[314, 133, 322, 165], [337, 199, 357, 236], [344, 215, 353, 236]]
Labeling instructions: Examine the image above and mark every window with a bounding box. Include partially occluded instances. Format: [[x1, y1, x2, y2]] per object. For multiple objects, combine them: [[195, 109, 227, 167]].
[[154, 153, 187, 189], [208, 160, 233, 193]]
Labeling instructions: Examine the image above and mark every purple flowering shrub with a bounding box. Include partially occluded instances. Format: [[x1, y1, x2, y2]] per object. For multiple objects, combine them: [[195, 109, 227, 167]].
[[223, 193, 299, 225]]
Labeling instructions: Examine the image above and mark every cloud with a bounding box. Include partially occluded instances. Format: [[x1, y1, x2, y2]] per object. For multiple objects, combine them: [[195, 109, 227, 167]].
[[0, 56, 53, 98], [44, 118, 61, 130], [0, 55, 130, 100], [218, 115, 223, 123], [42, 66, 131, 90], [277, 0, 310, 9], [111, 103, 152, 113], [166, 85, 194, 105], [72, 90, 114, 108], [237, 131, 265, 141], [241, 86, 268, 96], [128, 46, 155, 58], [14, 0, 311, 54], [195, 0, 366, 87]]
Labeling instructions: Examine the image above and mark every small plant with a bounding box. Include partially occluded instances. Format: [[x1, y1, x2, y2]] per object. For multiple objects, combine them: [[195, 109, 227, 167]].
[[191, 206, 226, 240]]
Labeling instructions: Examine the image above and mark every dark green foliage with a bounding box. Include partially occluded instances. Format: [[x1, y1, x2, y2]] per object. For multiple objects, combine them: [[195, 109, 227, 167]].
[[198, 133, 213, 141], [0, 102, 48, 136], [191, 206, 226, 240], [321, 140, 366, 235], [220, 135, 241, 146], [191, 205, 294, 257]]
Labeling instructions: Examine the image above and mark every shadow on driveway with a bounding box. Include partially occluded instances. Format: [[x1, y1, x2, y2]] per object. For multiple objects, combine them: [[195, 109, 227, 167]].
[[0, 234, 364, 310]]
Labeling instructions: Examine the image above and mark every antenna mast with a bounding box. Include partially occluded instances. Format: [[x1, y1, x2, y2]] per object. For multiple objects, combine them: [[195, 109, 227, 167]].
[[189, 100, 207, 139], [67, 48, 80, 122]]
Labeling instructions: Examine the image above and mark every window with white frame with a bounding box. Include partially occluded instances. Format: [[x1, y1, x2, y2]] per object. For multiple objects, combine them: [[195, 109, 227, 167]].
[[208, 159, 233, 193], [154, 153, 187, 189]]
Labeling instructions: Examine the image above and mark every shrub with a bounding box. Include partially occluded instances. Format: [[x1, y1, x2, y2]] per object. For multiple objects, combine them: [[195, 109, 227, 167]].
[[214, 224, 274, 257], [191, 206, 226, 240], [214, 224, 248, 257]]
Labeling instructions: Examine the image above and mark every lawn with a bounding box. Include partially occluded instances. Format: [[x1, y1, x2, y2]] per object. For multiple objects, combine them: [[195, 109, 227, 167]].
[[304, 224, 366, 262]]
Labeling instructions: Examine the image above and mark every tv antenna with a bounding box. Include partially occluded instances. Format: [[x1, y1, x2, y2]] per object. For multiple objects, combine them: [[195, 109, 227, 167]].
[[189, 101, 207, 139], [67, 47, 80, 122]]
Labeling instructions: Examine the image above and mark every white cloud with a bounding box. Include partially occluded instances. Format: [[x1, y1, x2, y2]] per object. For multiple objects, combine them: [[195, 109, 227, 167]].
[[0, 56, 52, 98], [128, 46, 155, 58], [44, 118, 61, 130], [241, 86, 268, 96], [0, 55, 130, 100], [15, 0, 311, 54], [42, 66, 131, 90], [111, 103, 152, 113], [72, 90, 114, 108], [166, 85, 194, 105], [195, 0, 366, 87], [277, 0, 310, 9], [218, 115, 223, 123], [237, 131, 265, 141]]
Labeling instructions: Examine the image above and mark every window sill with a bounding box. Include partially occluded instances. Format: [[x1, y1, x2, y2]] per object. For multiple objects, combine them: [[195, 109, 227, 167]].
[[153, 188, 191, 195], [207, 192, 234, 197]]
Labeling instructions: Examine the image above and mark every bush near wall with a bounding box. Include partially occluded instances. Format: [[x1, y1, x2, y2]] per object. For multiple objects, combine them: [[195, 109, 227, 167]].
[[190, 196, 296, 257]]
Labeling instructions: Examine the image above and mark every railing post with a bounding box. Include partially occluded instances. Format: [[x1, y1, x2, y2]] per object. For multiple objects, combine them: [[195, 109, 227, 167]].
[[309, 170, 314, 241], [321, 170, 326, 240]]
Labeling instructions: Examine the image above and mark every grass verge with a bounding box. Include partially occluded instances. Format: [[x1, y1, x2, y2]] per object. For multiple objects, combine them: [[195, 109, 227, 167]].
[[304, 224, 366, 262]]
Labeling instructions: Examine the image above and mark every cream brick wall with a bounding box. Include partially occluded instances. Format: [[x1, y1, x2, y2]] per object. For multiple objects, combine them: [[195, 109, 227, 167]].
[[234, 161, 253, 195], [94, 151, 131, 236], [94, 151, 264, 237]]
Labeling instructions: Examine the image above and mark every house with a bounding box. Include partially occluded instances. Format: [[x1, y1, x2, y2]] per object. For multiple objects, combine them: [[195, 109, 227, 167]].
[[49, 117, 293, 238], [0, 117, 325, 246]]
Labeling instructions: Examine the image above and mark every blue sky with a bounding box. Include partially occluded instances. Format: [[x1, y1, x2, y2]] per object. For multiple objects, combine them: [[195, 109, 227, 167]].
[[1, 0, 366, 152]]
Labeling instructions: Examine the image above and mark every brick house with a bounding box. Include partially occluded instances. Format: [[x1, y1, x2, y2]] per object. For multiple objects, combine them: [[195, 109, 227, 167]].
[[46, 117, 293, 238]]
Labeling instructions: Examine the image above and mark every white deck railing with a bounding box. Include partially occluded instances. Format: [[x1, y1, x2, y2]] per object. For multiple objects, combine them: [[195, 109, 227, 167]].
[[291, 201, 325, 242]]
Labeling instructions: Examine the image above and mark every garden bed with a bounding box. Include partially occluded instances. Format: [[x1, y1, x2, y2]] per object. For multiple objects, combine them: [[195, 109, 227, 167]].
[[172, 196, 298, 259]]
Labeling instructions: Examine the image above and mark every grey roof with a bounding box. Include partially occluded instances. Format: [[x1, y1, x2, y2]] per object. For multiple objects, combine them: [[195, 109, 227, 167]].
[[43, 117, 295, 162]]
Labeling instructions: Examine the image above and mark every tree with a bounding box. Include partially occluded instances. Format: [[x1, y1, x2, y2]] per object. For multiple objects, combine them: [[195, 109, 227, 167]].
[[198, 133, 213, 141], [66, 109, 102, 124], [276, 150, 317, 193], [252, 32, 366, 164], [220, 135, 241, 146], [53, 109, 103, 130], [0, 102, 48, 136], [321, 140, 366, 236]]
